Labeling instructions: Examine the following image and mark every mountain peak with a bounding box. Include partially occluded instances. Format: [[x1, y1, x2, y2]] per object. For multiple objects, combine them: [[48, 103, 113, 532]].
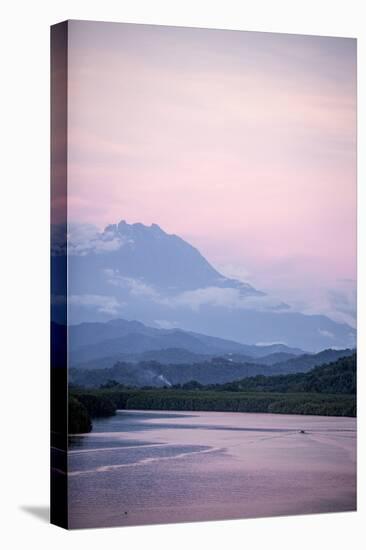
[[105, 220, 168, 238], [150, 222, 164, 232], [63, 219, 263, 297]]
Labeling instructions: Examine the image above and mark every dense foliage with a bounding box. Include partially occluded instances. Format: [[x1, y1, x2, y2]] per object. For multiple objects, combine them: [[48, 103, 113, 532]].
[[68, 353, 357, 428], [75, 393, 116, 418], [70, 387, 356, 417], [116, 389, 355, 416], [68, 396, 92, 434], [196, 354, 356, 394]]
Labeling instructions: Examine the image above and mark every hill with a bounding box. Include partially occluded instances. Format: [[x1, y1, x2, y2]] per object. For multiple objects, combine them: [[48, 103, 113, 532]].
[[206, 354, 356, 394], [69, 348, 355, 388], [66, 318, 305, 368]]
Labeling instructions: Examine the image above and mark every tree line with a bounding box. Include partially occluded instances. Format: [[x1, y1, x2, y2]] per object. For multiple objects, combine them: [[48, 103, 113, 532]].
[[68, 353, 356, 433]]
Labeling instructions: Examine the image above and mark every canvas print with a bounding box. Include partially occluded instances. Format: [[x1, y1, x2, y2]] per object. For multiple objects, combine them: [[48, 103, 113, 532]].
[[51, 20, 357, 529]]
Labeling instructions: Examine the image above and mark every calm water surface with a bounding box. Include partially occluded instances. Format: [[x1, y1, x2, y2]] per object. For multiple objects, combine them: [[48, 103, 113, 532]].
[[68, 410, 356, 528]]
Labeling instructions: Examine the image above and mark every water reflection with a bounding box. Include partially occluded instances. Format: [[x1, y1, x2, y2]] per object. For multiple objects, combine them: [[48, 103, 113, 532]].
[[68, 410, 356, 529]]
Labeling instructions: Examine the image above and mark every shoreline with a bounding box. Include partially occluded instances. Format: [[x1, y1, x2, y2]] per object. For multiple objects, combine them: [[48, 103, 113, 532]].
[[113, 408, 357, 419]]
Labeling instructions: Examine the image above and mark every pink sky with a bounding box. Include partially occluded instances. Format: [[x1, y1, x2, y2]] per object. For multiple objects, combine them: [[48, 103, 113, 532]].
[[67, 21, 356, 322]]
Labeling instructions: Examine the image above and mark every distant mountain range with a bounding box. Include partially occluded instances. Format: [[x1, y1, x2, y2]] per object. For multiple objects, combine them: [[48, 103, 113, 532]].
[[51, 220, 356, 351], [65, 317, 354, 389], [67, 318, 305, 368]]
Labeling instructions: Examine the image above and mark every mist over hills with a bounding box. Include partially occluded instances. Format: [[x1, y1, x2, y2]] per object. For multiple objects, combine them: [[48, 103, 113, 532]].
[[69, 344, 355, 389], [74, 349, 300, 370], [51, 220, 356, 351]]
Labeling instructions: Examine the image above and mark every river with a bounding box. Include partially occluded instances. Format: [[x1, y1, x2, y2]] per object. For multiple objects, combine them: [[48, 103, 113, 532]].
[[68, 410, 356, 528]]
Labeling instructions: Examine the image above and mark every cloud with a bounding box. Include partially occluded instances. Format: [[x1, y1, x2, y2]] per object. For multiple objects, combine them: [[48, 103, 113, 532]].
[[215, 263, 252, 283], [102, 271, 291, 313], [154, 319, 180, 329], [68, 294, 124, 315], [255, 341, 288, 347], [327, 284, 356, 321], [318, 329, 335, 340], [103, 270, 159, 298], [159, 286, 290, 312], [256, 278, 356, 328], [164, 287, 240, 311], [56, 223, 130, 256], [268, 303, 291, 311], [238, 295, 291, 312], [98, 265, 355, 327]]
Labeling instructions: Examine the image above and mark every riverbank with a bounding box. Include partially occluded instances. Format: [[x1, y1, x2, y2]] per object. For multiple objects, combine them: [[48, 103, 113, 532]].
[[69, 387, 356, 433]]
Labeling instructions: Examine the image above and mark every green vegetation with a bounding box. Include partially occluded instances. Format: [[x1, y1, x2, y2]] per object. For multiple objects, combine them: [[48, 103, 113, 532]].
[[76, 393, 116, 418], [70, 387, 355, 419], [68, 392, 116, 434], [68, 353, 357, 431], [197, 354, 356, 395], [68, 396, 92, 434]]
